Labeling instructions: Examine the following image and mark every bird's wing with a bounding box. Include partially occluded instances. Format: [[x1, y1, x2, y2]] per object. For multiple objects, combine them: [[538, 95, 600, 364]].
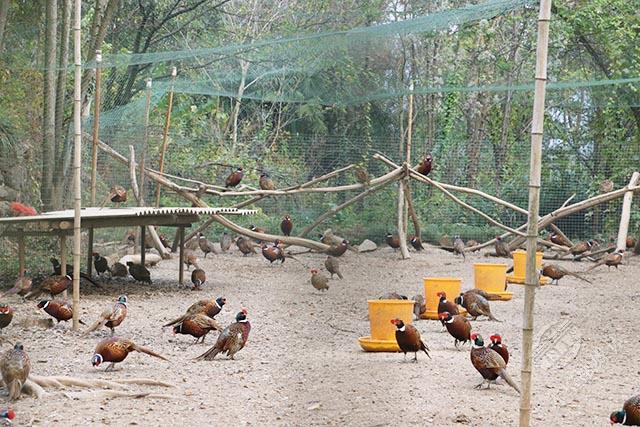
[[108, 304, 126, 321], [192, 314, 222, 331], [483, 348, 507, 369]]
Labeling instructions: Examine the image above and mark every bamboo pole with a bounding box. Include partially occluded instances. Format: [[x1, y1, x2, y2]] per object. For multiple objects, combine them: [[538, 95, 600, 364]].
[[17, 232, 25, 277], [155, 66, 177, 208], [140, 78, 152, 205], [397, 166, 410, 259], [90, 50, 101, 206], [71, 0, 82, 331], [520, 1, 552, 425], [616, 172, 640, 251], [404, 81, 414, 238]]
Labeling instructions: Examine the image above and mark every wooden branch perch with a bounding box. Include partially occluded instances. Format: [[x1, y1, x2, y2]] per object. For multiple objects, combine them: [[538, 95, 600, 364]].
[[402, 179, 421, 238]]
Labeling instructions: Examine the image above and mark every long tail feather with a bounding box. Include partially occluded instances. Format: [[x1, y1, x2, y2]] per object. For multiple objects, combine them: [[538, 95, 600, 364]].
[[8, 379, 23, 400], [567, 271, 592, 283], [82, 318, 107, 336], [132, 344, 169, 361], [499, 369, 520, 394], [163, 314, 188, 328], [194, 345, 220, 361]]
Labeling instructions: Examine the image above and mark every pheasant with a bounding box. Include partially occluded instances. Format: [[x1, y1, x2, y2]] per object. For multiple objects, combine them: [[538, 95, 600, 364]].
[[219, 232, 232, 252], [236, 236, 257, 256], [198, 233, 218, 258], [470, 333, 520, 393], [354, 166, 370, 187], [0, 343, 30, 400], [127, 261, 151, 283], [163, 297, 226, 327], [92, 252, 109, 276], [391, 318, 430, 362], [173, 313, 222, 344], [324, 256, 343, 279], [92, 337, 168, 371], [225, 167, 244, 188], [569, 240, 592, 257], [586, 249, 624, 271], [549, 232, 571, 247], [386, 233, 401, 250], [415, 155, 433, 176], [453, 235, 466, 260], [0, 305, 13, 334], [409, 236, 424, 251], [437, 292, 459, 326], [195, 309, 251, 360], [25, 275, 72, 299], [439, 311, 471, 349], [191, 268, 206, 291], [310, 269, 329, 291], [412, 294, 426, 319], [259, 172, 275, 190], [325, 240, 349, 257], [610, 394, 640, 425], [455, 291, 500, 321], [494, 236, 510, 258], [488, 334, 509, 364], [280, 215, 293, 236], [101, 185, 127, 207], [541, 264, 591, 285], [261, 241, 285, 264], [1, 270, 32, 299], [110, 262, 128, 277], [83, 295, 128, 336], [37, 300, 77, 324]]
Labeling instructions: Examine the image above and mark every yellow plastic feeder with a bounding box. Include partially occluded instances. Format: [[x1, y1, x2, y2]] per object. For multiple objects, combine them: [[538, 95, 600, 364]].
[[359, 299, 415, 352], [420, 277, 467, 320], [506, 250, 549, 286], [474, 262, 512, 301]]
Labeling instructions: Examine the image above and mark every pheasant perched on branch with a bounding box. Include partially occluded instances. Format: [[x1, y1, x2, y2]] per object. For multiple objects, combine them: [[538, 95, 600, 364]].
[[391, 318, 430, 362], [569, 240, 592, 257], [453, 235, 466, 260], [225, 167, 244, 188], [354, 166, 370, 187], [195, 309, 251, 361], [101, 185, 127, 207], [470, 333, 520, 394], [259, 172, 275, 190], [83, 295, 128, 336], [92, 337, 168, 371], [0, 343, 30, 400], [415, 154, 433, 176]]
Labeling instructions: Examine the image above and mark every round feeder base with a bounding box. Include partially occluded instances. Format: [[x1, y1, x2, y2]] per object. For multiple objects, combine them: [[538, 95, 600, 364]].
[[486, 291, 513, 301], [506, 275, 549, 286], [358, 336, 400, 352]]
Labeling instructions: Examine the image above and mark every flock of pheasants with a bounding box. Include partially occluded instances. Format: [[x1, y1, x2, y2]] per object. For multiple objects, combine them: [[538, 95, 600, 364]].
[[0, 157, 637, 425]]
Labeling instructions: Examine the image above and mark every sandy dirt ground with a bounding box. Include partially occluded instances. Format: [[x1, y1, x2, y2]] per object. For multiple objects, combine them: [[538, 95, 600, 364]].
[[1, 243, 638, 426]]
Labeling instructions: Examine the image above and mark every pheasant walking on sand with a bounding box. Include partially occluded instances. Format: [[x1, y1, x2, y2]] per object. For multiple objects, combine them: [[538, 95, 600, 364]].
[[455, 291, 500, 321], [163, 297, 226, 328], [470, 333, 519, 394], [83, 295, 128, 336], [92, 337, 168, 371], [541, 264, 591, 285], [324, 256, 343, 279], [195, 309, 251, 360], [391, 318, 430, 362]]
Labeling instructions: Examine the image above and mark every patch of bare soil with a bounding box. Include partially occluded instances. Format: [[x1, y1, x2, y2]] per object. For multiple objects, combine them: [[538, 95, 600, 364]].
[[1, 246, 638, 426]]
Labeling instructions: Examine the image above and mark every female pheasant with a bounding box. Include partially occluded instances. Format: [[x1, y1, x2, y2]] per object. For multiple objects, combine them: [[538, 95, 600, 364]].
[[195, 309, 251, 361], [0, 343, 30, 400]]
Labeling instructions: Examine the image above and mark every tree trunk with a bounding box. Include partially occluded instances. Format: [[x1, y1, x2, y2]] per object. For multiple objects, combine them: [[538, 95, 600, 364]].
[[51, 0, 72, 209], [229, 60, 249, 149], [0, 0, 9, 53], [41, 0, 58, 211]]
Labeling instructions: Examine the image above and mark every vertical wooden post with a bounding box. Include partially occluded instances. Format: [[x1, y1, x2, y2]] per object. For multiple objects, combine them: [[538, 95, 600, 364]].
[[60, 234, 67, 299], [17, 232, 25, 276], [140, 78, 152, 205], [404, 81, 414, 236], [178, 226, 185, 286], [140, 226, 146, 266], [520, 0, 552, 425], [87, 228, 93, 275], [155, 67, 177, 208], [71, 0, 82, 330], [90, 49, 101, 206], [616, 172, 640, 251]]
